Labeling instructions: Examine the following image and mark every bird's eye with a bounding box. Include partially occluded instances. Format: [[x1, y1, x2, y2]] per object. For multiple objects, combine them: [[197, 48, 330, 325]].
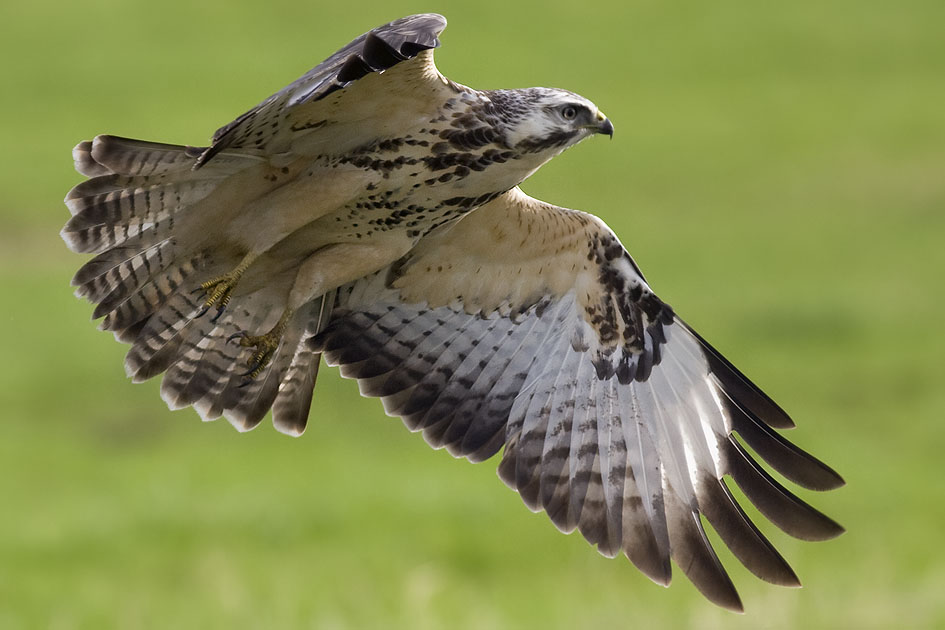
[[561, 105, 579, 120]]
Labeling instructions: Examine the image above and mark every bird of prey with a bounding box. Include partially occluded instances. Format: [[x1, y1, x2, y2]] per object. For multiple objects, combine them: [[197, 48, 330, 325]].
[[62, 13, 843, 611]]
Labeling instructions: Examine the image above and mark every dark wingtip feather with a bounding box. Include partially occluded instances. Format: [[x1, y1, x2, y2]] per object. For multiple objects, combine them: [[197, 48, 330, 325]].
[[699, 474, 801, 587], [724, 440, 845, 541], [336, 54, 374, 83], [667, 494, 744, 613], [727, 399, 845, 491], [676, 316, 844, 491], [362, 31, 407, 69], [678, 318, 795, 430], [624, 534, 673, 587]]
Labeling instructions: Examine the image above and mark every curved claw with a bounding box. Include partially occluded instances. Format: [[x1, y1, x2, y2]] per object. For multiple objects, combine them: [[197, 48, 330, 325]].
[[197, 271, 244, 319], [226, 311, 291, 382], [227, 331, 248, 344], [245, 343, 277, 378], [210, 306, 227, 323], [240, 359, 267, 378], [196, 302, 227, 321], [192, 255, 258, 325]]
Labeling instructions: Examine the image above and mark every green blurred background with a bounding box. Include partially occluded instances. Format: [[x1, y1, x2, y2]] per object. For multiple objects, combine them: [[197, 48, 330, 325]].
[[2, 0, 943, 627]]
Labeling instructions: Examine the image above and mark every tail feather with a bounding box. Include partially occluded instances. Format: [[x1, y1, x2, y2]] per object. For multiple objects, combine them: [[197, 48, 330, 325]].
[[73, 244, 154, 288], [141, 279, 314, 433], [221, 321, 300, 432], [272, 340, 322, 436], [74, 135, 257, 179], [73, 140, 111, 177], [63, 135, 260, 255], [63, 177, 220, 254], [161, 313, 249, 411], [111, 319, 149, 345], [125, 288, 210, 382], [193, 352, 244, 423], [99, 254, 202, 332], [87, 135, 206, 177], [65, 174, 127, 209], [74, 238, 178, 304], [271, 291, 336, 435], [66, 134, 326, 435]]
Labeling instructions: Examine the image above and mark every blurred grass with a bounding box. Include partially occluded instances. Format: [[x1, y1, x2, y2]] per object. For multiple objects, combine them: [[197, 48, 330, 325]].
[[2, 0, 944, 627]]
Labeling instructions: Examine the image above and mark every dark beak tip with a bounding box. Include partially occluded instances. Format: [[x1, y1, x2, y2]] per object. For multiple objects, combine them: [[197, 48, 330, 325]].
[[599, 118, 615, 138]]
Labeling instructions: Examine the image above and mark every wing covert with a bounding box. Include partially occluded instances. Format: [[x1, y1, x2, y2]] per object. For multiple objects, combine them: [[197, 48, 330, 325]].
[[197, 13, 449, 166]]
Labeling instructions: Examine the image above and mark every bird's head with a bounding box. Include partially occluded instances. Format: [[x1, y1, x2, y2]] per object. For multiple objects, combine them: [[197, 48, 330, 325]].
[[493, 88, 614, 156]]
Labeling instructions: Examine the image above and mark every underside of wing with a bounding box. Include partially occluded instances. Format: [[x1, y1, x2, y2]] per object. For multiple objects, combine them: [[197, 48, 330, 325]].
[[310, 187, 844, 611], [197, 13, 450, 166]]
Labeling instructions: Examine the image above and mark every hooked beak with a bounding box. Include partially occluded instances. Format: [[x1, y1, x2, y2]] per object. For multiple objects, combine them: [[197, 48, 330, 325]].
[[595, 111, 614, 138]]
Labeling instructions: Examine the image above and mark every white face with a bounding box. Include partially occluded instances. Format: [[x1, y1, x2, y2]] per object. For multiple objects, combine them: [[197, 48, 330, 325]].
[[503, 88, 610, 154]]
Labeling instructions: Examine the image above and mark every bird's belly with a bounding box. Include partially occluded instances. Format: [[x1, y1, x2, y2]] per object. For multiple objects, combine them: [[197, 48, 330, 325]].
[[216, 160, 377, 254]]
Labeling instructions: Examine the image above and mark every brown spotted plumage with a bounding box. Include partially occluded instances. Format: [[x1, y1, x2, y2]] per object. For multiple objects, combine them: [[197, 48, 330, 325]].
[[62, 13, 842, 611]]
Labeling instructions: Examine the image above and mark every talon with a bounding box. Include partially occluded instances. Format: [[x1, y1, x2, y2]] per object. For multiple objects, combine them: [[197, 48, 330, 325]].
[[210, 305, 227, 323], [240, 348, 273, 379], [230, 311, 292, 381], [196, 254, 257, 318], [200, 273, 239, 310], [240, 359, 268, 379], [227, 331, 248, 344]]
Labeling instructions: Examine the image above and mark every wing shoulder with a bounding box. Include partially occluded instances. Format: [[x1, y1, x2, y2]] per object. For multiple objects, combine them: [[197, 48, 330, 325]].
[[390, 187, 647, 316]]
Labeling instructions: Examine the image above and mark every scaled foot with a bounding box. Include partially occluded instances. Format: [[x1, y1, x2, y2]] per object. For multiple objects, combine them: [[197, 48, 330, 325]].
[[196, 254, 257, 321], [229, 312, 291, 381]]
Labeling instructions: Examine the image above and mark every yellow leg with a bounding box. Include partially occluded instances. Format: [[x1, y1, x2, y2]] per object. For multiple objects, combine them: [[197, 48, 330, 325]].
[[230, 310, 293, 381], [198, 252, 259, 319]]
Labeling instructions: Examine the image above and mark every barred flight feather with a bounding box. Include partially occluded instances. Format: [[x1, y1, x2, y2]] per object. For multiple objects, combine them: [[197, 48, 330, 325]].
[[309, 187, 843, 612]]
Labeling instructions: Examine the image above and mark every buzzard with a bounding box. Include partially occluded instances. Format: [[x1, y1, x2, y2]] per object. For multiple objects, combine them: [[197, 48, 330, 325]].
[[62, 13, 843, 611]]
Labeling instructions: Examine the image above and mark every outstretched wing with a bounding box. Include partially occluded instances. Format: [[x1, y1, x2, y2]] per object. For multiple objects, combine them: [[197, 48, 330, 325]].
[[311, 187, 844, 611], [197, 13, 451, 166]]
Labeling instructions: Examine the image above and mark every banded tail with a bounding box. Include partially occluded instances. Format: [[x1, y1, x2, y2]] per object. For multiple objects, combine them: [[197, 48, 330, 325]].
[[63, 135, 331, 435]]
